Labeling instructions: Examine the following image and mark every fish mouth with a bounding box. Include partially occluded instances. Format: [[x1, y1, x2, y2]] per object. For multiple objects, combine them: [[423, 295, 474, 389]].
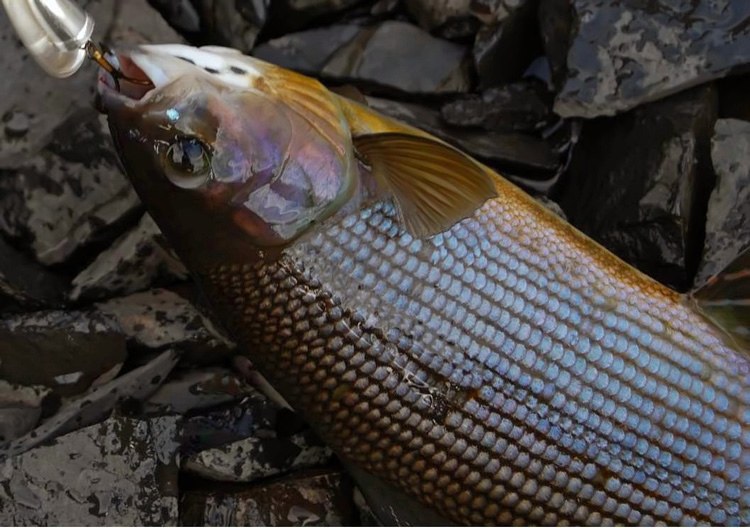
[[95, 48, 163, 111]]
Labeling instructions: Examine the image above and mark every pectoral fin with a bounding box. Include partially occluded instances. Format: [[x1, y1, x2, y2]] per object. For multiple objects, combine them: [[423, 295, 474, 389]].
[[353, 133, 497, 238], [692, 246, 750, 349]]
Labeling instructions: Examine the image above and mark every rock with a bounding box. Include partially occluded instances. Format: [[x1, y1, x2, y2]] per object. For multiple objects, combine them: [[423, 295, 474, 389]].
[[194, 0, 268, 52], [696, 119, 750, 285], [322, 21, 470, 94], [552, 0, 750, 119], [70, 214, 188, 302], [0, 328, 126, 398], [404, 0, 473, 33], [0, 415, 180, 525], [96, 289, 235, 354], [472, 0, 541, 88], [0, 236, 67, 312], [366, 96, 560, 181], [0, 382, 50, 443], [0, 308, 119, 334], [1, 349, 180, 458], [180, 470, 357, 526], [441, 79, 554, 132], [144, 368, 257, 414], [557, 85, 718, 290], [149, 0, 201, 33], [184, 430, 332, 483], [253, 24, 362, 75], [0, 0, 183, 265], [537, 0, 573, 91], [269, 0, 364, 34]]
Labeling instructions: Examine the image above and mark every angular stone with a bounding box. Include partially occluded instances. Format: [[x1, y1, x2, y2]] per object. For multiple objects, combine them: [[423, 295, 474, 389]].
[[537, 0, 573, 91], [194, 0, 268, 52], [96, 289, 235, 354], [472, 0, 541, 88], [322, 21, 470, 94], [70, 213, 188, 302], [404, 0, 472, 31], [2, 349, 180, 458], [0, 236, 67, 312], [441, 80, 554, 132], [180, 470, 357, 526], [0, 382, 50, 443], [696, 119, 750, 286], [557, 86, 718, 290], [270, 0, 363, 33], [552, 0, 750, 118], [150, 0, 201, 33], [184, 430, 332, 483], [0, 308, 119, 334], [253, 24, 361, 75], [0, 415, 180, 525]]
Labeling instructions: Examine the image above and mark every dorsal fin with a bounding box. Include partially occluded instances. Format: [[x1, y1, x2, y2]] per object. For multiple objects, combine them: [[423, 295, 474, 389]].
[[692, 245, 750, 348], [353, 132, 497, 238]]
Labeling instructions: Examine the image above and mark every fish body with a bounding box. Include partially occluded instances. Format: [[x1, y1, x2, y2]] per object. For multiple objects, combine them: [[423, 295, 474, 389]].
[[98, 45, 750, 525]]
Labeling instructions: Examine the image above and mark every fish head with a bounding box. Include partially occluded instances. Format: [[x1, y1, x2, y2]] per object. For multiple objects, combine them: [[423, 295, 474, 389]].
[[98, 44, 357, 269]]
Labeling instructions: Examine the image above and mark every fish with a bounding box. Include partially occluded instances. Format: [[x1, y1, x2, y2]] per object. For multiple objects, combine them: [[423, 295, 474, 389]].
[[96, 44, 750, 525]]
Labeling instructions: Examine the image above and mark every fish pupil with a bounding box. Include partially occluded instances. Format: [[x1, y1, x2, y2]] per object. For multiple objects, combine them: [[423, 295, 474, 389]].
[[168, 138, 208, 174]]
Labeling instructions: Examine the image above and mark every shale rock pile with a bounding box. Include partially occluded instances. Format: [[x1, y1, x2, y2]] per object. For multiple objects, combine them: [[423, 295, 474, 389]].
[[0, 0, 749, 524]]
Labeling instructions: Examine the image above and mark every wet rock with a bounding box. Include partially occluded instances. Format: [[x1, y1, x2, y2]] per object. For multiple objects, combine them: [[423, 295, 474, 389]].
[[253, 24, 362, 75], [0, 307, 119, 334], [441, 80, 554, 132], [0, 328, 126, 398], [181, 470, 357, 526], [404, 0, 475, 35], [322, 21, 470, 94], [0, 382, 50, 443], [269, 0, 364, 34], [70, 214, 188, 302], [2, 349, 180, 458], [537, 0, 572, 91], [696, 119, 750, 286], [553, 0, 750, 119], [557, 86, 718, 290], [366, 96, 560, 182], [0, 415, 180, 525], [472, 0, 540, 88], [149, 0, 201, 33], [96, 289, 235, 355], [0, 236, 67, 312], [185, 430, 332, 483], [3, 110, 29, 139], [145, 368, 257, 414], [194, 0, 268, 52]]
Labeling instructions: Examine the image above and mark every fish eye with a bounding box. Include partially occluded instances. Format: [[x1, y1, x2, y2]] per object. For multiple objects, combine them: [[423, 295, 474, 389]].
[[164, 136, 212, 189]]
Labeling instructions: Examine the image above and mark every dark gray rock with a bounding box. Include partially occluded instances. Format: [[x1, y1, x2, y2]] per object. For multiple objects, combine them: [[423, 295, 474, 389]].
[[145, 368, 258, 414], [1, 349, 180, 458], [557, 86, 718, 290], [184, 430, 332, 482], [366, 96, 561, 181], [69, 213, 188, 302], [181, 470, 357, 526], [194, 0, 269, 52], [253, 24, 362, 75], [96, 289, 235, 354], [472, 0, 540, 88], [0, 236, 67, 312], [0, 307, 119, 334], [537, 0, 572, 91], [696, 119, 750, 286], [553, 0, 750, 119], [269, 0, 364, 33], [0, 415, 180, 526], [322, 21, 470, 94], [441, 80, 554, 132], [149, 0, 201, 33], [404, 0, 474, 33], [0, 382, 50, 443]]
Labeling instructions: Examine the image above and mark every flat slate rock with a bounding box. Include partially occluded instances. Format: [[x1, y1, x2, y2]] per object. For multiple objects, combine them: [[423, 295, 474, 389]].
[[553, 0, 750, 118], [0, 415, 180, 526], [181, 470, 357, 526], [696, 118, 750, 286]]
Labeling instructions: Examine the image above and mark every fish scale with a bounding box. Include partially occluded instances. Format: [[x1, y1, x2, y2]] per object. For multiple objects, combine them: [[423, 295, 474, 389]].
[[199, 188, 750, 526]]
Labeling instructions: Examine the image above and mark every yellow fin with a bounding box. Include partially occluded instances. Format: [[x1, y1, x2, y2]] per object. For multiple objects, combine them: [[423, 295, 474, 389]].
[[353, 133, 497, 238]]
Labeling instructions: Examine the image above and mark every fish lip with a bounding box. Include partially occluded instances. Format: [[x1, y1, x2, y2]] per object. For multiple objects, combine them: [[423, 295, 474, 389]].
[[95, 48, 161, 113]]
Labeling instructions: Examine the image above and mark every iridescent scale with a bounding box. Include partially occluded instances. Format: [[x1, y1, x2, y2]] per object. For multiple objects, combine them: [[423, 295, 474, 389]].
[[204, 189, 750, 526]]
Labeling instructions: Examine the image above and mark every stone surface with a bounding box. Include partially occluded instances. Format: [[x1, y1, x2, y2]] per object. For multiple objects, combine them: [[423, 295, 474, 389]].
[[145, 368, 257, 414], [150, 0, 201, 33], [404, 0, 472, 31], [180, 470, 357, 526], [553, 0, 750, 118], [269, 0, 363, 33], [194, 0, 268, 52], [1, 349, 180, 458], [441, 80, 554, 132], [322, 21, 470, 94], [557, 86, 718, 290], [696, 118, 750, 286], [472, 0, 541, 88], [184, 431, 332, 483], [0, 415, 180, 525], [537, 0, 573, 91], [70, 213, 188, 302], [0, 382, 50, 443], [96, 288, 235, 353], [0, 236, 67, 312], [253, 24, 362, 75]]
